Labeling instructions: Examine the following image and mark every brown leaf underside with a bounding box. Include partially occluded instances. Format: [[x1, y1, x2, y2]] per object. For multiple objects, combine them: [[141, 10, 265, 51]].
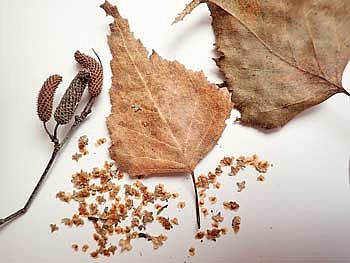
[[101, 1, 231, 177], [176, 0, 350, 129]]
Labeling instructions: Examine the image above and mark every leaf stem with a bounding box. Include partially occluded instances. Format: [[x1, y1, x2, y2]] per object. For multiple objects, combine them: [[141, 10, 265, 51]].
[[342, 88, 350, 97], [191, 171, 201, 229]]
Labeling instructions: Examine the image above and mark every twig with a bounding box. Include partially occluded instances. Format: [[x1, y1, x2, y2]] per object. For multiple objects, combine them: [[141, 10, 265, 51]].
[[43, 122, 53, 141], [53, 123, 60, 140], [191, 171, 201, 229], [0, 143, 60, 227], [0, 97, 95, 227]]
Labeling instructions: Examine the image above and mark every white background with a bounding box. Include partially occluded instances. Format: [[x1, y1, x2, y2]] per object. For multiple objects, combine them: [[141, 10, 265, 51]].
[[0, 1, 350, 262]]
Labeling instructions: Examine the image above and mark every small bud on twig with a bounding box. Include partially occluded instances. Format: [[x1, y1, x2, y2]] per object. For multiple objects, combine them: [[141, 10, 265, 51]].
[[37, 74, 62, 122], [74, 50, 103, 97], [54, 70, 90, 125]]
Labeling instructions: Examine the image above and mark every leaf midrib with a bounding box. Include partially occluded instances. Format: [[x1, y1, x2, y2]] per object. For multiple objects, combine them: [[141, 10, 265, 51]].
[[114, 18, 186, 161]]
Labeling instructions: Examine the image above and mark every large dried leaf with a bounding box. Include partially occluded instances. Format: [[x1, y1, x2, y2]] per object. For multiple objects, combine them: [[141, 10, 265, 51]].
[[177, 0, 350, 129], [101, 1, 231, 177]]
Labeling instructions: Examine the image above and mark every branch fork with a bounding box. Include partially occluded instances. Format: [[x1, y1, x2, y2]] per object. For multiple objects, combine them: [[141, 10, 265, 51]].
[[0, 50, 102, 228]]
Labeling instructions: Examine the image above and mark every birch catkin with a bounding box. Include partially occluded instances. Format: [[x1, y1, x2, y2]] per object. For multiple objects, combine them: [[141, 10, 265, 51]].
[[37, 74, 62, 122], [74, 50, 103, 97], [54, 70, 90, 125]]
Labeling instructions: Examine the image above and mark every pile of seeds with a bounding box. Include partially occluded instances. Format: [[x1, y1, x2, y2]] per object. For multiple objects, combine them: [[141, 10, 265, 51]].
[[188, 154, 271, 255], [55, 162, 182, 258], [52, 136, 271, 259]]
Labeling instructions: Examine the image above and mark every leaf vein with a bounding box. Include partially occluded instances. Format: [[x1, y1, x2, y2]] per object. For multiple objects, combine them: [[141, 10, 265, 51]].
[[114, 22, 183, 152]]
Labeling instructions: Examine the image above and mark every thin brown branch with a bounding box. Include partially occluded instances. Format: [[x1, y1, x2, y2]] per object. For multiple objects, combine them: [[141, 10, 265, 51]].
[[53, 123, 59, 142], [43, 122, 53, 141], [0, 96, 95, 228], [0, 143, 60, 227]]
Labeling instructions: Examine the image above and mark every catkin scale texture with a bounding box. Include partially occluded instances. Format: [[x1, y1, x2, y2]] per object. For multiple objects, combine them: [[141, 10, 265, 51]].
[[74, 51, 103, 97], [37, 74, 62, 122], [54, 70, 90, 125]]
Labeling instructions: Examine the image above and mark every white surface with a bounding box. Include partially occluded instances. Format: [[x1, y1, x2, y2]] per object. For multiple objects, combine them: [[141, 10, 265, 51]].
[[0, 0, 350, 262]]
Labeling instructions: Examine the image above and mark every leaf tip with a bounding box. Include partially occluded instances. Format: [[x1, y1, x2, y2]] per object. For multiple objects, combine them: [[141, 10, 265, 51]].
[[100, 0, 120, 18]]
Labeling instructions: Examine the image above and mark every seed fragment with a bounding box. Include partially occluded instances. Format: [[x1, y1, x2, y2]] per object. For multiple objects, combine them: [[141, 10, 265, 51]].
[[194, 231, 205, 240], [232, 216, 241, 234], [119, 238, 132, 252], [208, 196, 217, 204], [215, 166, 223, 176], [95, 138, 107, 147], [257, 174, 265, 181], [72, 153, 82, 162], [196, 175, 209, 189], [206, 228, 222, 240], [223, 201, 240, 211], [236, 181, 246, 192], [50, 224, 59, 233], [90, 251, 99, 258], [189, 247, 195, 256], [157, 216, 173, 230], [212, 212, 224, 223], [78, 135, 89, 155], [82, 244, 89, 252], [200, 207, 208, 216], [150, 234, 167, 249], [56, 191, 72, 203], [229, 165, 240, 176], [72, 244, 79, 252], [177, 201, 186, 209], [220, 156, 233, 166], [170, 217, 179, 225]]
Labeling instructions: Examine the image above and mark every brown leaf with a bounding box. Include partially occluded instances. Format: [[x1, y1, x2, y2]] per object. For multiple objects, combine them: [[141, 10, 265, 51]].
[[101, 1, 231, 176], [176, 0, 350, 129]]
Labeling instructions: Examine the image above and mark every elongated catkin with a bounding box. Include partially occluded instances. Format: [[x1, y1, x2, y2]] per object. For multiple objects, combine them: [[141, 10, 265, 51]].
[[37, 74, 62, 122], [54, 70, 90, 125], [74, 51, 103, 97]]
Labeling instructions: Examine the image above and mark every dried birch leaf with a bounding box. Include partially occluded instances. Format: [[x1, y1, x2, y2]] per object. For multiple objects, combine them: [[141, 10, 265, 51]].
[[176, 0, 350, 129], [101, 1, 231, 177]]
